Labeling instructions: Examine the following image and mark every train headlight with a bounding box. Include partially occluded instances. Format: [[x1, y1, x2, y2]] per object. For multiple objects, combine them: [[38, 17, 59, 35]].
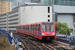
[[52, 33, 55, 35], [42, 33, 45, 35]]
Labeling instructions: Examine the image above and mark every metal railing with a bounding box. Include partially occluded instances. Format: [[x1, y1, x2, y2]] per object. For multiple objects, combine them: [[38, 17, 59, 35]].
[[0, 29, 19, 50], [56, 33, 75, 46]]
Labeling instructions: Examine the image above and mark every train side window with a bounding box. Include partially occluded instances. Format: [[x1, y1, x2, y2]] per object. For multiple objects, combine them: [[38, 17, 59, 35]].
[[35, 25, 37, 31], [27, 25, 28, 30], [26, 26, 27, 30], [28, 25, 29, 30], [31, 25, 32, 30], [24, 26, 25, 29], [20, 26, 21, 29], [37, 25, 38, 31], [30, 25, 31, 30], [32, 25, 33, 30], [26, 26, 27, 28], [23, 26, 24, 29], [28, 26, 29, 30], [35, 25, 37, 35], [38, 24, 40, 31], [18, 26, 19, 29], [33, 25, 34, 30], [26, 26, 28, 29], [19, 26, 21, 29], [16, 26, 18, 29], [25, 26, 26, 29], [18, 26, 20, 29]]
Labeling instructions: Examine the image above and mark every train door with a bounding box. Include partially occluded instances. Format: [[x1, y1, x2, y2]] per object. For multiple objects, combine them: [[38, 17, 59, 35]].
[[36, 24, 38, 38], [37, 24, 40, 38], [38, 24, 40, 37]]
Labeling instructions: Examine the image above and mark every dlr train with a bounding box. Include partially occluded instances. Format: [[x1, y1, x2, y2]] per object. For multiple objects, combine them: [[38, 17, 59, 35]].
[[16, 22, 56, 41]]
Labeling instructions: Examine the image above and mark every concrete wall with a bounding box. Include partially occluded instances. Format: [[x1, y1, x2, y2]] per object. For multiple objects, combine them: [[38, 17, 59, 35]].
[[19, 6, 52, 25], [53, 5, 75, 13]]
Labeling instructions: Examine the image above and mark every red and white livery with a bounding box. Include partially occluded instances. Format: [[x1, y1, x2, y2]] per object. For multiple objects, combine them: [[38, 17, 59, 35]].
[[16, 22, 56, 41]]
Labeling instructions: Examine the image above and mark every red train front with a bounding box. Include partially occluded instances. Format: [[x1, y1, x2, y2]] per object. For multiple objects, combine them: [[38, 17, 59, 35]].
[[16, 22, 56, 41]]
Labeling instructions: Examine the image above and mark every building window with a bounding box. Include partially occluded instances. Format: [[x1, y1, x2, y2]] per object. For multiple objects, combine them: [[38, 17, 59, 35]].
[[48, 19, 50, 22], [3, 2, 6, 3], [3, 8, 6, 9], [48, 7, 50, 13], [3, 11, 6, 12], [3, 5, 6, 6], [48, 15, 50, 17]]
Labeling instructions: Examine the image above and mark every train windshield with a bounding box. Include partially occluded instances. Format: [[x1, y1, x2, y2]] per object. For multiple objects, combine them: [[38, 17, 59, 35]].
[[42, 22, 54, 32]]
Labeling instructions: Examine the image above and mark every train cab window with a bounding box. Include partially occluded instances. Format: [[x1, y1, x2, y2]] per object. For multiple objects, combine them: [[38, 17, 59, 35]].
[[51, 24, 54, 32], [42, 22, 54, 32], [42, 25, 45, 32], [46, 25, 50, 32]]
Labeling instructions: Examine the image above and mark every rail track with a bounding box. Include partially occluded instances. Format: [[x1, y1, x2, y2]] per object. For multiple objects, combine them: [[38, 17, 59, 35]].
[[13, 33, 73, 50]]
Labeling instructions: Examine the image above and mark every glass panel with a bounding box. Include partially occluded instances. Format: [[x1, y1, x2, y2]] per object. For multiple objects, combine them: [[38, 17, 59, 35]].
[[51, 24, 54, 32], [46, 25, 50, 32], [42, 25, 45, 32], [42, 22, 54, 32]]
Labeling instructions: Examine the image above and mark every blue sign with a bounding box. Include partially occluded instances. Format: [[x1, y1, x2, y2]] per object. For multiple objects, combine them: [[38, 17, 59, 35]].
[[47, 32, 49, 34]]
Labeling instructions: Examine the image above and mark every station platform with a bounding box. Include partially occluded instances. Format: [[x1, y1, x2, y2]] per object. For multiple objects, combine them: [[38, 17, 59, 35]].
[[0, 36, 16, 50]]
